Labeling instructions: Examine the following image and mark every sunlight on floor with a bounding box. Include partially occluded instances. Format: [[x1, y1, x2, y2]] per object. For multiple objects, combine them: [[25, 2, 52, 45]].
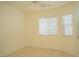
[[7, 47, 74, 57]]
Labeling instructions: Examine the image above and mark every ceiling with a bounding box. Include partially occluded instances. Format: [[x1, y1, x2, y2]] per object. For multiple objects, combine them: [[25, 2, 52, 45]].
[[0, 1, 74, 11]]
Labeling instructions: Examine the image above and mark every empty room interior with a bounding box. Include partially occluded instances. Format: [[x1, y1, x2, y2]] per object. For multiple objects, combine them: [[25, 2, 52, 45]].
[[0, 1, 79, 57]]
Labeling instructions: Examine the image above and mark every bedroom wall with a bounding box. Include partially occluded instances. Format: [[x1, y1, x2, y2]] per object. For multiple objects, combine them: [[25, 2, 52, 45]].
[[0, 3, 27, 56], [74, 2, 79, 56], [0, 6, 4, 56], [25, 3, 77, 56]]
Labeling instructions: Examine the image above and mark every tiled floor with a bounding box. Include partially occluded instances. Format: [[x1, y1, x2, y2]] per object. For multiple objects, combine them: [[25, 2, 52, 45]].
[[7, 47, 73, 57]]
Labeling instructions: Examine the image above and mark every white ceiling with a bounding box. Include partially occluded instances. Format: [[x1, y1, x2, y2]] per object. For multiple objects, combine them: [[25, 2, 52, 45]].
[[0, 1, 74, 11]]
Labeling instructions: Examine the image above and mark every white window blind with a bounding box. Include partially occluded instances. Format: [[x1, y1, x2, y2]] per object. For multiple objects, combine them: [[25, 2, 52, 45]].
[[39, 17, 48, 35], [63, 14, 73, 36], [48, 17, 57, 35], [39, 17, 57, 35]]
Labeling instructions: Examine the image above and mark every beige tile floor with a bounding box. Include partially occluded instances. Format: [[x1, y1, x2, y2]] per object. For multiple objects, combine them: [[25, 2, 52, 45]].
[[7, 47, 74, 57]]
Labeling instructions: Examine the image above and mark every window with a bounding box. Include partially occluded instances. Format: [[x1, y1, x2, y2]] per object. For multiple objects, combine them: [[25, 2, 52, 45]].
[[63, 14, 73, 36], [39, 17, 48, 35], [39, 17, 57, 35]]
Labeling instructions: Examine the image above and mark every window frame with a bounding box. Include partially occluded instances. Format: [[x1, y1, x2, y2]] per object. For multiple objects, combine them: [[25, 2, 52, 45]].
[[39, 16, 57, 35], [62, 13, 73, 37], [39, 17, 48, 35]]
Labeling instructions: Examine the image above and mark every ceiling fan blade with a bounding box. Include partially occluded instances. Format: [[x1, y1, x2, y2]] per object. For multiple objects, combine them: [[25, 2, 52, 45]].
[[38, 2, 51, 7]]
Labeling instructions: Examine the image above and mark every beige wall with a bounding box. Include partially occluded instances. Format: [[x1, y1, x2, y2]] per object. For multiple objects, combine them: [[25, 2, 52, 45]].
[[0, 4, 28, 56], [25, 3, 77, 56], [74, 2, 79, 56], [0, 7, 4, 56]]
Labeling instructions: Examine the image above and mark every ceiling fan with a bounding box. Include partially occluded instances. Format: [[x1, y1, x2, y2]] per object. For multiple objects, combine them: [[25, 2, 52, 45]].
[[30, 1, 50, 7]]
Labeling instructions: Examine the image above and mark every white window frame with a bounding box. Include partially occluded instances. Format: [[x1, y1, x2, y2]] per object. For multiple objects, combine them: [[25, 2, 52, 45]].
[[63, 13, 73, 36], [39, 17, 57, 35]]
